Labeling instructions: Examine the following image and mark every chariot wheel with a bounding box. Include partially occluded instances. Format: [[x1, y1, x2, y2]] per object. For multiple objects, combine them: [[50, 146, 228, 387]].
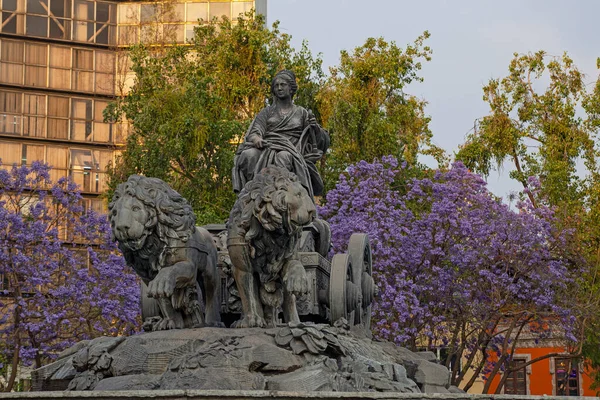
[[348, 233, 376, 330], [329, 254, 349, 324], [329, 253, 362, 326]]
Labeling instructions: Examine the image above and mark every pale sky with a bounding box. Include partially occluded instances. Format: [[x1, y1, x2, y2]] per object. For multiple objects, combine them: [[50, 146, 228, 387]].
[[268, 0, 598, 199]]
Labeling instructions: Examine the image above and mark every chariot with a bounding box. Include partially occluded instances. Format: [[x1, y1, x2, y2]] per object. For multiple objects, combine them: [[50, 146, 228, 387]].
[[201, 223, 377, 330]]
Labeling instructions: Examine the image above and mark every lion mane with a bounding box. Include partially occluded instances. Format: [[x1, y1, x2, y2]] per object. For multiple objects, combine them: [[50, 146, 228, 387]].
[[228, 167, 303, 277], [108, 175, 196, 274]]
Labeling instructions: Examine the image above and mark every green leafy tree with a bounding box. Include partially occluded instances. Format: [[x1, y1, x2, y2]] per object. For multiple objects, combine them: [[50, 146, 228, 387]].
[[456, 51, 600, 385], [457, 51, 599, 207], [107, 12, 323, 224], [317, 32, 447, 191]]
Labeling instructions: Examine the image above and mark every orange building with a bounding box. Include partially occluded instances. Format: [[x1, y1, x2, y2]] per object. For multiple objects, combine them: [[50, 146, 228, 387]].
[[484, 345, 596, 396]]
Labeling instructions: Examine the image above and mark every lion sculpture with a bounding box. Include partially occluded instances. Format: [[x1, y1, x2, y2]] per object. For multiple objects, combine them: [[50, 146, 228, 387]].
[[109, 175, 221, 330], [227, 167, 316, 328]]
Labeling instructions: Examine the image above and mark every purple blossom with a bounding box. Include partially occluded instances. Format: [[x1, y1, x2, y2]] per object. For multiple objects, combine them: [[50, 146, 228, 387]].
[[0, 162, 140, 373], [320, 157, 578, 361]]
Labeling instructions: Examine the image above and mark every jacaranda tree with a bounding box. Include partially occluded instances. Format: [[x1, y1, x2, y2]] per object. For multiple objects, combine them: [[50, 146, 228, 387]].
[[0, 162, 139, 391], [320, 157, 581, 393]]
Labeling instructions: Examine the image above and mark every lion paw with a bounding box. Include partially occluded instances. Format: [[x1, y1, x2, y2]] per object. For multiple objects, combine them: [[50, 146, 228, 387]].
[[155, 318, 177, 330], [284, 263, 309, 296], [232, 314, 266, 328], [147, 269, 176, 298]]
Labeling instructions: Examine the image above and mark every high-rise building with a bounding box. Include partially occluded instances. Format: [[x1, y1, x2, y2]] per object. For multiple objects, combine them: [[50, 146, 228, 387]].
[[0, 0, 267, 212]]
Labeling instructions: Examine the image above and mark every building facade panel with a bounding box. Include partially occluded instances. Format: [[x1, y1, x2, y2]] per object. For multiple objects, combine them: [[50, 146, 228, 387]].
[[0, 0, 117, 45], [0, 88, 120, 144], [1, 0, 264, 214]]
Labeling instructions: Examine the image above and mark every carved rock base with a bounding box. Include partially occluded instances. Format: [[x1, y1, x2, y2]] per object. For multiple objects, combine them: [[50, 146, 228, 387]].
[[32, 324, 460, 393]]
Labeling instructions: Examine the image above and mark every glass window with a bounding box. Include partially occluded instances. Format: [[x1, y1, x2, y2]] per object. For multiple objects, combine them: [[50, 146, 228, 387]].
[[118, 25, 138, 44], [3, 0, 18, 11], [140, 23, 160, 42], [46, 145, 67, 169], [73, 0, 93, 20], [48, 96, 68, 117], [555, 358, 579, 396], [95, 50, 114, 73], [2, 12, 15, 33], [23, 94, 45, 115], [0, 90, 21, 136], [49, 45, 70, 68], [70, 148, 93, 191], [73, 19, 93, 41], [0, 62, 23, 84], [1, 39, 24, 62], [72, 71, 93, 92], [96, 2, 110, 22], [50, 0, 71, 18], [232, 1, 252, 19], [209, 2, 230, 20], [70, 98, 92, 141], [185, 23, 197, 42], [0, 113, 21, 134], [140, 3, 159, 23], [27, 0, 48, 15], [95, 23, 108, 44], [71, 97, 92, 119], [2, 12, 24, 34], [103, 24, 116, 45], [114, 122, 129, 144], [98, 151, 110, 170], [164, 3, 184, 22], [0, 141, 22, 165], [26, 15, 48, 37], [47, 145, 67, 181], [48, 118, 68, 138], [23, 93, 46, 137], [23, 116, 46, 137], [0, 40, 24, 84], [25, 42, 47, 65], [93, 122, 111, 142], [21, 144, 45, 165], [94, 100, 110, 142], [163, 24, 184, 43], [0, 91, 21, 113], [95, 73, 113, 94], [49, 18, 70, 39], [49, 68, 70, 89], [89, 198, 104, 213], [94, 100, 108, 122], [24, 43, 47, 87], [117, 3, 138, 24], [186, 2, 207, 22], [96, 50, 115, 93], [71, 99, 92, 121], [504, 359, 527, 395], [73, 48, 92, 70], [49, 46, 70, 89], [109, 2, 117, 23]]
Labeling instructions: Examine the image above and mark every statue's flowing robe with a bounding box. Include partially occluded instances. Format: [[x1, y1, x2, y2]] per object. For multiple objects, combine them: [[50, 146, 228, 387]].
[[232, 105, 329, 198]]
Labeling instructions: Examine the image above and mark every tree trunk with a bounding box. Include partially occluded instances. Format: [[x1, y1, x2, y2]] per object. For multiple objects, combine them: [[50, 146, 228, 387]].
[[5, 299, 21, 392]]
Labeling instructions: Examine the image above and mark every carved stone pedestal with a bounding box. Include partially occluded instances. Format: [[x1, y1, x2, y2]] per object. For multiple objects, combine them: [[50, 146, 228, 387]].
[[32, 324, 459, 394]]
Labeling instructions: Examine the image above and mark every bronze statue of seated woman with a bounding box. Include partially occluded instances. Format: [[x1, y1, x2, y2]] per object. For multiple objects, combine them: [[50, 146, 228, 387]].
[[232, 70, 330, 199]]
